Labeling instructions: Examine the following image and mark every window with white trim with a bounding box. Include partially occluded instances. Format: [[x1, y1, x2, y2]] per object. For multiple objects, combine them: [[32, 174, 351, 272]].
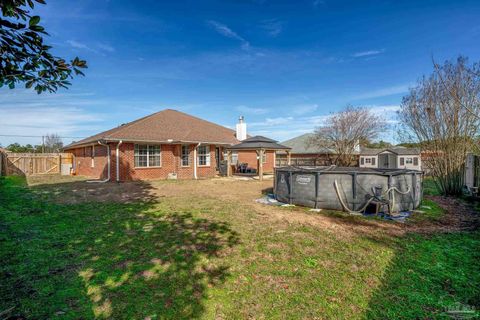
[[406, 157, 413, 164], [262, 152, 267, 164], [181, 145, 190, 166], [365, 158, 372, 164], [134, 144, 161, 167], [197, 145, 210, 166], [231, 151, 238, 164]]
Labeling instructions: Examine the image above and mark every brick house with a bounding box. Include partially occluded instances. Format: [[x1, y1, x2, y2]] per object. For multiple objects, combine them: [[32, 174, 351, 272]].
[[63, 109, 278, 181], [64, 109, 241, 181]]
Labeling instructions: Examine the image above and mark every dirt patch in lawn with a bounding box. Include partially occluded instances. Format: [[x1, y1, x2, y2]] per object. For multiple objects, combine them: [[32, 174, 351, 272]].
[[407, 195, 480, 233], [27, 175, 158, 204], [26, 175, 479, 238]]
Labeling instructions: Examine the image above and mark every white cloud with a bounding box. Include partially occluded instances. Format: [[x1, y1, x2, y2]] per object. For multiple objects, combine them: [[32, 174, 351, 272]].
[[0, 90, 107, 146], [0, 106, 104, 145], [260, 19, 283, 37], [235, 105, 269, 115], [206, 20, 250, 50], [243, 104, 400, 142], [352, 49, 385, 58], [66, 40, 89, 50], [365, 104, 400, 124], [67, 40, 116, 55], [292, 104, 318, 115], [249, 117, 292, 127], [66, 40, 101, 54], [246, 114, 326, 142], [353, 84, 411, 100], [98, 43, 115, 52]]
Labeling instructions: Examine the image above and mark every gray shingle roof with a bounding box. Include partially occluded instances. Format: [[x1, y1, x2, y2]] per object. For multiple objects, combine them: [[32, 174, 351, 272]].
[[279, 133, 335, 154], [227, 136, 291, 150], [360, 148, 383, 155], [360, 147, 420, 156]]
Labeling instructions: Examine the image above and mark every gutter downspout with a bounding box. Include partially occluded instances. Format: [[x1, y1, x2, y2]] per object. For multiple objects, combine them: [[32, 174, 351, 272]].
[[193, 142, 201, 179], [116, 140, 123, 182], [87, 141, 110, 183]]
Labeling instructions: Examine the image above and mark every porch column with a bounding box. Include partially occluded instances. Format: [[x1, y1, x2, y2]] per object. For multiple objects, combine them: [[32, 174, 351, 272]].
[[227, 150, 232, 177], [287, 151, 291, 165], [258, 148, 264, 181]]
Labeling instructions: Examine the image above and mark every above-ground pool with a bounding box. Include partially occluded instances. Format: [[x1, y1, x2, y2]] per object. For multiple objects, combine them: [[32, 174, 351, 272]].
[[274, 166, 423, 213]]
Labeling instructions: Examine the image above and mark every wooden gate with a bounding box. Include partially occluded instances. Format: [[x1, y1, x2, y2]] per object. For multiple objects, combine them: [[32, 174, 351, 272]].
[[4, 153, 73, 176]]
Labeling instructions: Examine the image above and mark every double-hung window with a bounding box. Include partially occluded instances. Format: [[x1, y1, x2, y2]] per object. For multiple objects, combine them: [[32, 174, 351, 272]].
[[181, 145, 190, 166], [134, 144, 161, 167], [198, 145, 210, 166], [231, 151, 238, 164]]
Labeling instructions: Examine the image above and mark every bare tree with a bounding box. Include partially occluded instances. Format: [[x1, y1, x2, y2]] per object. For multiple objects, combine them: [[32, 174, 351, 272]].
[[399, 56, 480, 196], [44, 133, 63, 153], [310, 106, 386, 166]]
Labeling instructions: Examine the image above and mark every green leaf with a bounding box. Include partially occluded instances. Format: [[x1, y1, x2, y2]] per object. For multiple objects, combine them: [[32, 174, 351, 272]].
[[29, 16, 40, 27], [25, 80, 34, 89], [29, 25, 45, 32]]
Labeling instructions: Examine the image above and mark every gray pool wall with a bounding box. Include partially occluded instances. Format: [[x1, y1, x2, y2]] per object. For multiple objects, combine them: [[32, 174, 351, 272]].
[[274, 166, 423, 212]]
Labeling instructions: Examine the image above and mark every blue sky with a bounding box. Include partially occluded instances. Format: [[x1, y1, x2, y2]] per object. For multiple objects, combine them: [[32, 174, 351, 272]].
[[1, 0, 480, 146]]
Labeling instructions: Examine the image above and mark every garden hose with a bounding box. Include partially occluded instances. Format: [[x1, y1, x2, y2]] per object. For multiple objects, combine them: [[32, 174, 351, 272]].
[[334, 180, 411, 215]]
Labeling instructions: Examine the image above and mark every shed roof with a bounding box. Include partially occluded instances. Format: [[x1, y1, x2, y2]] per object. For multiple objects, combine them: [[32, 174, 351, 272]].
[[64, 109, 240, 149], [227, 135, 291, 150], [360, 147, 421, 156]]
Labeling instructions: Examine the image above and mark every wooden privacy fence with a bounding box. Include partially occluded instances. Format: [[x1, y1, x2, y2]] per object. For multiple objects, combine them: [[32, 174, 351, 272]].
[[2, 153, 73, 176], [0, 151, 5, 176]]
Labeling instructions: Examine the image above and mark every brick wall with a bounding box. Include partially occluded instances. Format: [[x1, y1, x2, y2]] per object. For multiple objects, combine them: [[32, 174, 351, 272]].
[[72, 145, 109, 179], [237, 150, 275, 173], [71, 142, 220, 181]]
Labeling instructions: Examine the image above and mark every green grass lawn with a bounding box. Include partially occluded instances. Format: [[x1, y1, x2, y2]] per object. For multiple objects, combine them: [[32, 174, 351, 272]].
[[1, 176, 479, 319]]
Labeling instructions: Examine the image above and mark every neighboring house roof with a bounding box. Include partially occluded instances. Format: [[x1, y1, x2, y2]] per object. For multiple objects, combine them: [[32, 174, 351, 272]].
[[360, 147, 421, 156], [64, 109, 240, 149], [360, 148, 383, 155], [227, 136, 291, 150], [279, 133, 334, 154]]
